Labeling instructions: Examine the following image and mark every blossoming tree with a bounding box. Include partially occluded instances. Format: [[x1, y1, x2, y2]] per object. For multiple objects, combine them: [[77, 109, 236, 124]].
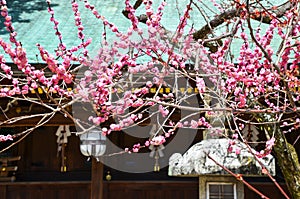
[[0, 0, 300, 198]]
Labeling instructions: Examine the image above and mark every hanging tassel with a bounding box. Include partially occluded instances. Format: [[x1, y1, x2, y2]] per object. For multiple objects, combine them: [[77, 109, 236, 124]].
[[154, 150, 160, 172]]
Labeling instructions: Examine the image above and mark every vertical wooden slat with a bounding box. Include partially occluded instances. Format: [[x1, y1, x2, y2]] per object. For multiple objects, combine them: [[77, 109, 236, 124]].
[[0, 184, 7, 199], [91, 159, 103, 199]]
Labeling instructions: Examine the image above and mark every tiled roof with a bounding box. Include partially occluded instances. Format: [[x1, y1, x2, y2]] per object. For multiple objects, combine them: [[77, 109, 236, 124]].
[[0, 0, 131, 63], [0, 0, 280, 64], [0, 0, 211, 63]]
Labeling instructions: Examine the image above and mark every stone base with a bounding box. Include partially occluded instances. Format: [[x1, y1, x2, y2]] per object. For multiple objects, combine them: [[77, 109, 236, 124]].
[[169, 138, 275, 176]]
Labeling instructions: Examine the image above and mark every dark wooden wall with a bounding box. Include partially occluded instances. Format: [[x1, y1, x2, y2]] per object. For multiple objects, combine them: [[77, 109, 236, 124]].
[[244, 182, 289, 199], [0, 182, 90, 199], [11, 126, 91, 181], [104, 181, 198, 199], [0, 181, 289, 199], [0, 181, 198, 199]]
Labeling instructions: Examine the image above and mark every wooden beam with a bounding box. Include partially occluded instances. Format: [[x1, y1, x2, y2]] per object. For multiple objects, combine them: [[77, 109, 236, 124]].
[[0, 156, 21, 162], [0, 176, 16, 182], [91, 158, 104, 199], [0, 166, 18, 172]]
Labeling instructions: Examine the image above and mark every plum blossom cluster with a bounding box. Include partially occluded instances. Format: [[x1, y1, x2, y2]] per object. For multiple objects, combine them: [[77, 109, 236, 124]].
[[72, 1, 85, 41], [227, 133, 242, 155], [150, 135, 166, 146], [124, 0, 139, 30], [196, 77, 206, 93], [169, 117, 211, 129], [211, 2, 300, 115], [0, 4, 51, 97], [281, 118, 300, 133], [256, 137, 275, 158], [83, 0, 119, 34], [173, 2, 192, 43], [0, 134, 13, 142], [83, 18, 216, 152], [0, 0, 94, 100], [145, 0, 166, 32], [144, 135, 166, 147], [0, 1, 300, 184], [130, 135, 166, 153], [0, 1, 300, 197], [46, 0, 63, 49], [79, 0, 198, 132]]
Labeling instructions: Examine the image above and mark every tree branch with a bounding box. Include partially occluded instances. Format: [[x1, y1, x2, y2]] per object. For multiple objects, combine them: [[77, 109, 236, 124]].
[[192, 1, 293, 41]]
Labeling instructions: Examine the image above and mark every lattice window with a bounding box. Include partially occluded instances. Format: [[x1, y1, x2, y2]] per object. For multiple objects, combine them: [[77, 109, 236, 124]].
[[207, 182, 236, 199]]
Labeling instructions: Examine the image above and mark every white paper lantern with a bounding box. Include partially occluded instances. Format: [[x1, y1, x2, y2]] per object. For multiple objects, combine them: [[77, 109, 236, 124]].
[[80, 129, 106, 159]]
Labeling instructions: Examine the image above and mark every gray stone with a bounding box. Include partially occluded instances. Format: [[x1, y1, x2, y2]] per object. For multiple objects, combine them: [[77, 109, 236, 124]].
[[168, 138, 275, 176]]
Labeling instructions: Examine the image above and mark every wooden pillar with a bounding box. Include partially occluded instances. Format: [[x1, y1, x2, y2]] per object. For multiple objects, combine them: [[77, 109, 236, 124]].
[[91, 158, 104, 199]]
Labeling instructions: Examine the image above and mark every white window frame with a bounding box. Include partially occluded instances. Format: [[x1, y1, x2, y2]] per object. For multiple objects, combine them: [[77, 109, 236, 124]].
[[206, 182, 237, 199], [199, 176, 244, 199]]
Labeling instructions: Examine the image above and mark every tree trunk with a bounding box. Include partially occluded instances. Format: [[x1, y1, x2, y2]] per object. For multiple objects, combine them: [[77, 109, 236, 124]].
[[273, 128, 300, 199]]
